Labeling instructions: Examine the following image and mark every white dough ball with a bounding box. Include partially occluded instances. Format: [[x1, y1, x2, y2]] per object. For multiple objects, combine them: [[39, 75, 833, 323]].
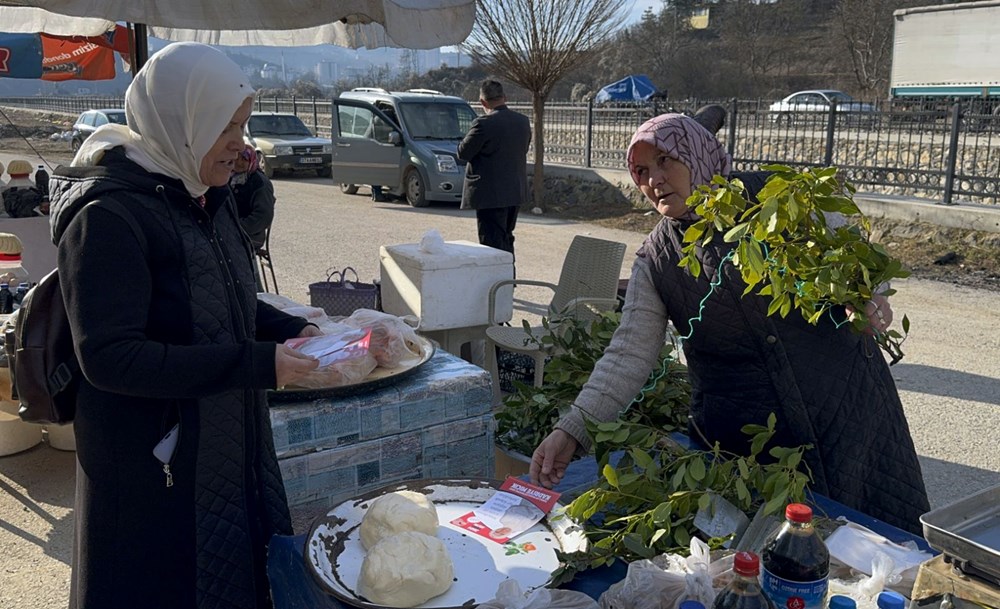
[[357, 531, 454, 608], [359, 490, 439, 550]]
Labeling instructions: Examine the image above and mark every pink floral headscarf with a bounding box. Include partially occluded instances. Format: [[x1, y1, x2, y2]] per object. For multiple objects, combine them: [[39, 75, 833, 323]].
[[240, 145, 260, 174], [626, 113, 732, 190]]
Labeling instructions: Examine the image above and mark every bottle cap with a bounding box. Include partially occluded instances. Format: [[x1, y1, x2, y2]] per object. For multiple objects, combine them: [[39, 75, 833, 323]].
[[733, 551, 760, 576], [0, 283, 9, 289], [786, 503, 813, 523], [829, 595, 857, 609], [877, 590, 907, 609], [679, 601, 706, 609]]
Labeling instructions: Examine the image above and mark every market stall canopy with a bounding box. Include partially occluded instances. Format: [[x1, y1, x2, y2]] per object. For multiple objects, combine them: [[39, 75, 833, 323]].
[[0, 0, 476, 49], [594, 74, 659, 104]]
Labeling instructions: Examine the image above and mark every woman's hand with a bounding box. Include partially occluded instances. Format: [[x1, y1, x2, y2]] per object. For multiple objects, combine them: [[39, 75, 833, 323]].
[[530, 429, 579, 489], [297, 324, 324, 338], [275, 344, 319, 388], [848, 293, 893, 335]]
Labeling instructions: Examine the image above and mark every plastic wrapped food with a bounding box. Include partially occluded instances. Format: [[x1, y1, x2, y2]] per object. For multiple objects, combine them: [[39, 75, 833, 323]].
[[290, 352, 378, 389], [342, 309, 422, 368]]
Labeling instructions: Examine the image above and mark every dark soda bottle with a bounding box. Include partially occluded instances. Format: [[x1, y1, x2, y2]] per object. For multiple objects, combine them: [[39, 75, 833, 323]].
[[761, 503, 830, 609], [0, 283, 12, 314], [713, 551, 776, 609]]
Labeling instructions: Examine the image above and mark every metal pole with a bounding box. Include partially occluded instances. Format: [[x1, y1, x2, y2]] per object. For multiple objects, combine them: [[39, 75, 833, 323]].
[[585, 98, 593, 168], [312, 97, 318, 132], [823, 100, 837, 166], [727, 98, 737, 158], [942, 102, 962, 205], [131, 23, 149, 74]]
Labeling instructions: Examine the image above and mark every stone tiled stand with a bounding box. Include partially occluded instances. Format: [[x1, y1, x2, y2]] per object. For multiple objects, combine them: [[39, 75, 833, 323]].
[[269, 350, 495, 515]]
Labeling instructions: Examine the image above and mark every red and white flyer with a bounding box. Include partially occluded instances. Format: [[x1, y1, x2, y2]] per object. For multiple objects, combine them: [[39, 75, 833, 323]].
[[448, 477, 561, 544]]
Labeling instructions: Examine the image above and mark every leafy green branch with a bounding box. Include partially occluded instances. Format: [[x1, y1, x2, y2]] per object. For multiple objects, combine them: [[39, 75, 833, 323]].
[[678, 165, 911, 363], [550, 413, 811, 586]]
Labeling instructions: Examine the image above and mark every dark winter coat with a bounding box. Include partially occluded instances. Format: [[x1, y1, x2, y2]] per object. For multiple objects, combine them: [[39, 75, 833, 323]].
[[638, 210, 931, 534], [48, 148, 309, 609], [231, 170, 275, 251], [457, 105, 531, 210]]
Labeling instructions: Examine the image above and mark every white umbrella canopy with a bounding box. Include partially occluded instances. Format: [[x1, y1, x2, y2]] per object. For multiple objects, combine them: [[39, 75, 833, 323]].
[[0, 0, 475, 49]]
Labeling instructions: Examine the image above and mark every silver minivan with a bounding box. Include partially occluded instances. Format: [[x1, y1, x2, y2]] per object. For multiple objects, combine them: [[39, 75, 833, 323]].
[[332, 88, 478, 207]]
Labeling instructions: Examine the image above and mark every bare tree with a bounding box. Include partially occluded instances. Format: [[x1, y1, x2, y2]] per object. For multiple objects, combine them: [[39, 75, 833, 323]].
[[831, 0, 899, 97], [463, 0, 631, 208]]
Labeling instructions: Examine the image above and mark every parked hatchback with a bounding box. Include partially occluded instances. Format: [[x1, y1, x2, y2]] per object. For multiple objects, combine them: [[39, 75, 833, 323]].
[[244, 112, 333, 178], [331, 88, 478, 207], [769, 90, 875, 124], [71, 109, 126, 151]]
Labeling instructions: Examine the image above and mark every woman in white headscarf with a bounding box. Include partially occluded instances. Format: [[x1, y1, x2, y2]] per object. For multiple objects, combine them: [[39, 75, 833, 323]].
[[47, 42, 320, 609]]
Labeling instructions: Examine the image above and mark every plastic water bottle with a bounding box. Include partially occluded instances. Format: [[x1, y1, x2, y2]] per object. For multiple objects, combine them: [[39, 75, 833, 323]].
[[35, 165, 49, 198], [876, 591, 906, 609], [829, 596, 856, 609], [761, 503, 830, 609], [713, 551, 776, 609], [0, 283, 13, 314]]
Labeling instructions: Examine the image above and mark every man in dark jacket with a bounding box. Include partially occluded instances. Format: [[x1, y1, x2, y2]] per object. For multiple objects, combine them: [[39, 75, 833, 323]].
[[457, 80, 531, 260]]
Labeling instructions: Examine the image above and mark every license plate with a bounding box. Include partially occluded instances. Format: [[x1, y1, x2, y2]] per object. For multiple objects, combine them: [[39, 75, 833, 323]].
[[299, 157, 323, 164]]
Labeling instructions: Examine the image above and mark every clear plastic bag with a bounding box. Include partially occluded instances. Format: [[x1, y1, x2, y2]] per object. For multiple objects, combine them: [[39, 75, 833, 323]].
[[285, 328, 377, 388], [477, 580, 599, 609], [829, 553, 903, 609], [599, 538, 734, 609], [342, 308, 422, 368]]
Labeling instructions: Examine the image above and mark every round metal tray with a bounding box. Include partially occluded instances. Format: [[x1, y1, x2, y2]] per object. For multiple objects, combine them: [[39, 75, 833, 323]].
[[304, 478, 587, 608], [268, 336, 435, 402]]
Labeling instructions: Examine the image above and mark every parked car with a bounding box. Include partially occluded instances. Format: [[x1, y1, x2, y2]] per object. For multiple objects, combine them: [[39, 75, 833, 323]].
[[244, 112, 333, 178], [768, 90, 875, 124], [70, 109, 126, 151], [331, 88, 478, 207]]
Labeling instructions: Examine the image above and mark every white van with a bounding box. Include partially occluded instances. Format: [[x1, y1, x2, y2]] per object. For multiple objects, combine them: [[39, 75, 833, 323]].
[[332, 88, 478, 207]]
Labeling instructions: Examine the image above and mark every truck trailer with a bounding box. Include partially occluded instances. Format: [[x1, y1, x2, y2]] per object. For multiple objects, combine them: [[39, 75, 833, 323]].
[[891, 1, 1000, 113]]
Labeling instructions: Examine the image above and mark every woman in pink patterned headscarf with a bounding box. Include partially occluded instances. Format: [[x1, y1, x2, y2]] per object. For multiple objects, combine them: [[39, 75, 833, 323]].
[[530, 114, 930, 536], [626, 113, 731, 219]]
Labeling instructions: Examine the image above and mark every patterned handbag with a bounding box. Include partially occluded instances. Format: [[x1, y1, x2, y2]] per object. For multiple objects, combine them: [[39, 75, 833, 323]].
[[308, 267, 379, 317]]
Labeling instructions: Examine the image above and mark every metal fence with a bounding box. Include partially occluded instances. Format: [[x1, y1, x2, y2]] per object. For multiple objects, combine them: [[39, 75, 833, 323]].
[[3, 95, 998, 204]]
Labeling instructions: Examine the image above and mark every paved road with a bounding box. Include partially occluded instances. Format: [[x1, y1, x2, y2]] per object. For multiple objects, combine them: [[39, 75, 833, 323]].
[[0, 161, 998, 609]]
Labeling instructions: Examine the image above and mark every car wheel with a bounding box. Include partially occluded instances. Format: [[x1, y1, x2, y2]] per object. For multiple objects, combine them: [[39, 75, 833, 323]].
[[404, 168, 428, 208], [340, 183, 359, 195], [71, 138, 81, 152], [259, 152, 273, 178], [316, 167, 332, 178], [774, 113, 791, 126]]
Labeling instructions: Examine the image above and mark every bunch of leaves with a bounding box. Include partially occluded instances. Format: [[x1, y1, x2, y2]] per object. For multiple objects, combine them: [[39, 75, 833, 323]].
[[678, 165, 911, 363], [494, 311, 690, 457], [550, 413, 812, 585]]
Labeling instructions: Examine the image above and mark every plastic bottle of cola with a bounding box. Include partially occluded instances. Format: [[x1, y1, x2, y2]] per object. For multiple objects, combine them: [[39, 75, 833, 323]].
[[35, 165, 50, 198], [0, 283, 13, 314], [713, 551, 776, 609], [761, 503, 830, 609]]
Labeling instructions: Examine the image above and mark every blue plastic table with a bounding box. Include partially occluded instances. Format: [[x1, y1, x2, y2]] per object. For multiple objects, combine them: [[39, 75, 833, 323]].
[[268, 449, 932, 609]]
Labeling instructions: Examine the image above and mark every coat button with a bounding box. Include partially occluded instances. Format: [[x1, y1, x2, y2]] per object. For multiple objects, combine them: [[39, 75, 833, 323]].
[[766, 335, 777, 344]]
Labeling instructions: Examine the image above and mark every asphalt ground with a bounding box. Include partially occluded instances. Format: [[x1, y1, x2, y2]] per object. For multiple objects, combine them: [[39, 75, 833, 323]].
[[0, 156, 998, 608]]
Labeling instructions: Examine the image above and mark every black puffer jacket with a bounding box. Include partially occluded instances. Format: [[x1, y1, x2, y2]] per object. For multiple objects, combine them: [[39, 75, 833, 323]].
[[638, 214, 930, 534], [48, 148, 308, 609]]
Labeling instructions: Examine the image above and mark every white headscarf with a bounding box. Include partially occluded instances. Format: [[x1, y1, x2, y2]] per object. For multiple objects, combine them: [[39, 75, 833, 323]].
[[72, 42, 254, 198]]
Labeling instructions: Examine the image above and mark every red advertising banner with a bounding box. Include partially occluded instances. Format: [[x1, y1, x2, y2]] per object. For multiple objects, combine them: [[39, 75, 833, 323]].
[[39, 35, 116, 81]]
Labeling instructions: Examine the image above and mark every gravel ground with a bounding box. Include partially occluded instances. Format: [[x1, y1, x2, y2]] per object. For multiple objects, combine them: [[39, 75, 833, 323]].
[[1, 112, 999, 608]]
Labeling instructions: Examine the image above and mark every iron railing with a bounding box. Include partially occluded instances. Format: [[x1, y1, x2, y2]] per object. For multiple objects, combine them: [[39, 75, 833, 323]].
[[3, 95, 998, 204]]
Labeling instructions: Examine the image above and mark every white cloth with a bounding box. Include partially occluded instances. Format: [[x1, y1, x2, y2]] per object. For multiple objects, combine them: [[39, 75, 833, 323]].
[[0, 1, 476, 49], [72, 42, 254, 198]]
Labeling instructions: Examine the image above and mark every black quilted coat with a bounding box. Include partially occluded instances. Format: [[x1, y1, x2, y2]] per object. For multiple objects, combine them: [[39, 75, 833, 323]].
[[48, 148, 308, 609], [638, 206, 930, 534]]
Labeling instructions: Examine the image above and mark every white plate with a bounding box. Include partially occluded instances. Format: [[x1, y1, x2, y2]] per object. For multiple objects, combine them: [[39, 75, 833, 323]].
[[304, 478, 587, 608], [299, 157, 323, 164]]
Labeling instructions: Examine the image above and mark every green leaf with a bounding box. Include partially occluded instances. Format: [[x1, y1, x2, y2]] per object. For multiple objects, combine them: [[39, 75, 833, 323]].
[[603, 464, 619, 489], [689, 457, 706, 481], [724, 223, 750, 243]]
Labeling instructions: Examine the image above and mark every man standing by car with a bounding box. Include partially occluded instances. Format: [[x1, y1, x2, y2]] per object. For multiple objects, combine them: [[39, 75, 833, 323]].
[[458, 80, 531, 262]]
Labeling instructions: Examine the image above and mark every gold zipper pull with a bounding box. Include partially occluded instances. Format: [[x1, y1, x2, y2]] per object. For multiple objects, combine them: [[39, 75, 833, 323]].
[[163, 463, 174, 488]]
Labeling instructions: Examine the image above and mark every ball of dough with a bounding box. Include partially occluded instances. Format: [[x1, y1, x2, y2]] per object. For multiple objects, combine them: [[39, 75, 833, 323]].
[[357, 531, 454, 608], [359, 490, 439, 549]]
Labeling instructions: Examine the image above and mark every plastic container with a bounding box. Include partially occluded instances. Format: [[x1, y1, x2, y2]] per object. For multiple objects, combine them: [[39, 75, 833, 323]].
[[876, 591, 906, 609], [713, 551, 776, 609], [379, 240, 514, 330], [829, 595, 857, 609], [761, 503, 830, 609], [681, 601, 708, 609]]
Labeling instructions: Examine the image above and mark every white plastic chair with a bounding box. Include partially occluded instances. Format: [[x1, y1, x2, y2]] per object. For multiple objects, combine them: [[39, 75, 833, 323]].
[[483, 235, 627, 405]]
